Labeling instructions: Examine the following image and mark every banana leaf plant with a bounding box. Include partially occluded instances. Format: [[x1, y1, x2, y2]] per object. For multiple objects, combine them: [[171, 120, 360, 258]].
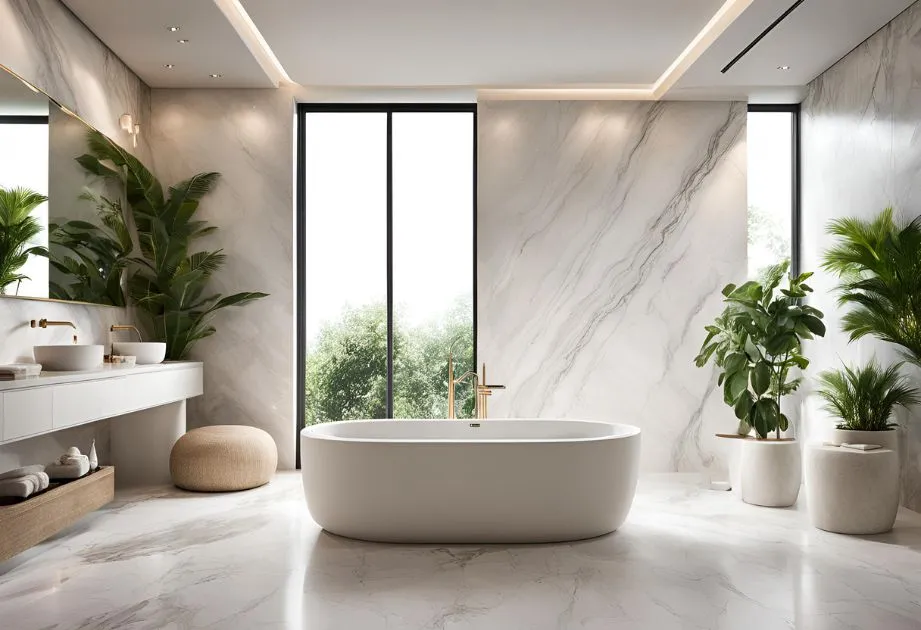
[[0, 186, 48, 295], [76, 129, 268, 359], [48, 190, 131, 306], [695, 261, 826, 439]]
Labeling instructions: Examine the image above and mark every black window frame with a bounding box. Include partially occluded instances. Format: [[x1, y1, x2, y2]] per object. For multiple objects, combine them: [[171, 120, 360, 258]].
[[747, 103, 801, 276], [295, 103, 478, 466]]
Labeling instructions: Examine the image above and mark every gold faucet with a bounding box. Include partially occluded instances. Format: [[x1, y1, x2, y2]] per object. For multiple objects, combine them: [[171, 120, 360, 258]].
[[447, 340, 505, 419], [31, 319, 78, 344], [110, 324, 143, 341]]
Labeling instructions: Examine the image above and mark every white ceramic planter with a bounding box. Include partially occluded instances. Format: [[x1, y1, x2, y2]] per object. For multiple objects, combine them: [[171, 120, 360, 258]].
[[805, 445, 900, 534], [830, 428, 899, 453], [740, 439, 801, 507]]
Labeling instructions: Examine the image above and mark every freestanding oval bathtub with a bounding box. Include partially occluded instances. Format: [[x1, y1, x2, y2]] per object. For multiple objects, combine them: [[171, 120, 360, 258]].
[[300, 419, 641, 544]]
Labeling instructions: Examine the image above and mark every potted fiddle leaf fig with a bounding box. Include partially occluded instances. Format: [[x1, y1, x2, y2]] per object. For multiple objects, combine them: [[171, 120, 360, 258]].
[[695, 260, 826, 507]]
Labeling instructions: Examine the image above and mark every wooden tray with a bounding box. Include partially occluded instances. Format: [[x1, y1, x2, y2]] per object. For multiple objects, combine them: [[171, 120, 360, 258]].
[[0, 466, 114, 562]]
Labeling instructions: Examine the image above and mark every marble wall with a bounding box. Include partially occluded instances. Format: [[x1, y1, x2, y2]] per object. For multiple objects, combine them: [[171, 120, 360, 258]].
[[0, 0, 148, 470], [801, 1, 921, 510], [477, 100, 747, 473], [147, 88, 297, 469]]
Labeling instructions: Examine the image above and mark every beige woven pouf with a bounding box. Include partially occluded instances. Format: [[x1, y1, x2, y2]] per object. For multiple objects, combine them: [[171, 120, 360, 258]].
[[170, 425, 278, 492]]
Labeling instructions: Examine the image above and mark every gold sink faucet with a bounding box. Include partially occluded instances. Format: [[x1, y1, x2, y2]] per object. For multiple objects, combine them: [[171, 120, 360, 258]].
[[447, 339, 505, 419], [110, 324, 143, 341], [31, 319, 78, 344]]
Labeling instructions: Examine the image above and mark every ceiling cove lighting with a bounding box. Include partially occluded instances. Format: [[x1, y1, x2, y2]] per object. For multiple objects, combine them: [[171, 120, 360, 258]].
[[478, 0, 754, 101], [213, 0, 292, 86]]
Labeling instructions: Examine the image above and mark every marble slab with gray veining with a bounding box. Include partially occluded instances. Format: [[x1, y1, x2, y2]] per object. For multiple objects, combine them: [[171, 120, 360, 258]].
[[477, 100, 748, 475], [801, 1, 921, 511]]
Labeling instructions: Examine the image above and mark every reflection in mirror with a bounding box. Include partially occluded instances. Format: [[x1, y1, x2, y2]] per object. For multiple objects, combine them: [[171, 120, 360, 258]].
[[0, 70, 48, 297], [0, 66, 127, 306]]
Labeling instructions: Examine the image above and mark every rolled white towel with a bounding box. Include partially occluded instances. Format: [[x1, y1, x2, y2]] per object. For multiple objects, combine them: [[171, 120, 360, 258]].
[[0, 464, 45, 481], [24, 471, 50, 492]]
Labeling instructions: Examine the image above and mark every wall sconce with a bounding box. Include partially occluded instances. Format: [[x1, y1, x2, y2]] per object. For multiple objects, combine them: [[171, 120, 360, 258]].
[[119, 113, 140, 148]]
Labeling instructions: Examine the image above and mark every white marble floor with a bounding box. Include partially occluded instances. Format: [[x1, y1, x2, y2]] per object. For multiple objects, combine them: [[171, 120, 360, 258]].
[[1, 473, 920, 630]]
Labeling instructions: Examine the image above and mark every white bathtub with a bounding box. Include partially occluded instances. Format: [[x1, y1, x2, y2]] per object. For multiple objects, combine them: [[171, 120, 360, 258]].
[[300, 419, 641, 543]]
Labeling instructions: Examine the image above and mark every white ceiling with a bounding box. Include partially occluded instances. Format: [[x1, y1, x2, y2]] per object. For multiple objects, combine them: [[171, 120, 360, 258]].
[[61, 0, 274, 88], [58, 0, 917, 99], [668, 0, 916, 100], [240, 0, 724, 87]]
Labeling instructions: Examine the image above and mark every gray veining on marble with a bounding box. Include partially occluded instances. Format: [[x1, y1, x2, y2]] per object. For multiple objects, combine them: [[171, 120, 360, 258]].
[[147, 88, 297, 469], [477, 100, 747, 474], [1, 472, 920, 629], [801, 1, 921, 511], [0, 0, 149, 471]]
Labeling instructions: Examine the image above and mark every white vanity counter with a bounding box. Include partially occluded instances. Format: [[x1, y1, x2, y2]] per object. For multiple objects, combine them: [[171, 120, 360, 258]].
[[0, 362, 202, 482], [0, 361, 201, 393]]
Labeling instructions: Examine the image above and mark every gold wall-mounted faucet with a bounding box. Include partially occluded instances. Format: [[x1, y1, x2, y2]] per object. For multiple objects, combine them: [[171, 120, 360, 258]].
[[30, 319, 78, 344], [110, 324, 143, 341], [446, 339, 506, 419]]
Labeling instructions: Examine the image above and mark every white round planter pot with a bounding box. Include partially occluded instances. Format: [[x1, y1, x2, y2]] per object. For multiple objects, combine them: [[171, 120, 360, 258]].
[[805, 445, 900, 534], [740, 439, 801, 507], [830, 428, 899, 453]]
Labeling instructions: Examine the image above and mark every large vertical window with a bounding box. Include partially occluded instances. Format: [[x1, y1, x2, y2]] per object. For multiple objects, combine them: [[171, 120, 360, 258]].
[[747, 105, 797, 278], [298, 105, 476, 435]]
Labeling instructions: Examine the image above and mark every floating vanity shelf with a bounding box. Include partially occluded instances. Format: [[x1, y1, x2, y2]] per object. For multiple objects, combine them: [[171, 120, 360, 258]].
[[0, 466, 115, 562], [0, 362, 202, 445]]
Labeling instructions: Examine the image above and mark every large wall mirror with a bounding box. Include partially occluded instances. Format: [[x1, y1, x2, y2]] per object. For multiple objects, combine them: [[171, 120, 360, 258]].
[[0, 66, 127, 307]]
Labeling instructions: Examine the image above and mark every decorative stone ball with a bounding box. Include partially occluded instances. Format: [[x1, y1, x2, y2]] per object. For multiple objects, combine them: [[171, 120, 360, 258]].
[[66, 447, 81, 457], [170, 425, 278, 492]]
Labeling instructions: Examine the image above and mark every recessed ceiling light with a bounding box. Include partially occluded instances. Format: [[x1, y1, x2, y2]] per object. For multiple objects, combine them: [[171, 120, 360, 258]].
[[210, 73, 222, 78], [177, 39, 190, 44], [167, 26, 180, 32], [164, 64, 175, 69], [777, 65, 791, 70]]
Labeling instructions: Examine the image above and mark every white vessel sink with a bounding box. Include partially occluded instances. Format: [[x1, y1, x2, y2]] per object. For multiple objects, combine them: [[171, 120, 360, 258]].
[[33, 345, 104, 371], [112, 341, 166, 365]]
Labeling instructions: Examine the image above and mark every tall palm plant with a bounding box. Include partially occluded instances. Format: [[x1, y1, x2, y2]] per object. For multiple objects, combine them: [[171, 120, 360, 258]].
[[0, 186, 48, 295], [822, 208, 921, 368], [76, 129, 267, 359]]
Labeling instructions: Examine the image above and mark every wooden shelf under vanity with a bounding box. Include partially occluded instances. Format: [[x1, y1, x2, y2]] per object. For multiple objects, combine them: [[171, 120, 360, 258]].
[[0, 467, 114, 562]]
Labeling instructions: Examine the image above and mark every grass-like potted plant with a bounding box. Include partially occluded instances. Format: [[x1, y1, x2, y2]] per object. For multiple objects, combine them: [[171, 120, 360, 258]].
[[696, 260, 826, 506], [0, 186, 48, 295], [817, 359, 919, 452]]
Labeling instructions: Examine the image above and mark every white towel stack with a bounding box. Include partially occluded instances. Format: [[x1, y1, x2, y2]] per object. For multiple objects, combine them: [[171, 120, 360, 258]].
[[0, 465, 50, 498], [46, 447, 90, 479], [0, 363, 42, 381]]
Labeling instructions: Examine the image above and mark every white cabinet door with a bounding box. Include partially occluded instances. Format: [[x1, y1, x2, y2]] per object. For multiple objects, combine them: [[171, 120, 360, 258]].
[[3, 388, 53, 441], [53, 377, 129, 429]]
